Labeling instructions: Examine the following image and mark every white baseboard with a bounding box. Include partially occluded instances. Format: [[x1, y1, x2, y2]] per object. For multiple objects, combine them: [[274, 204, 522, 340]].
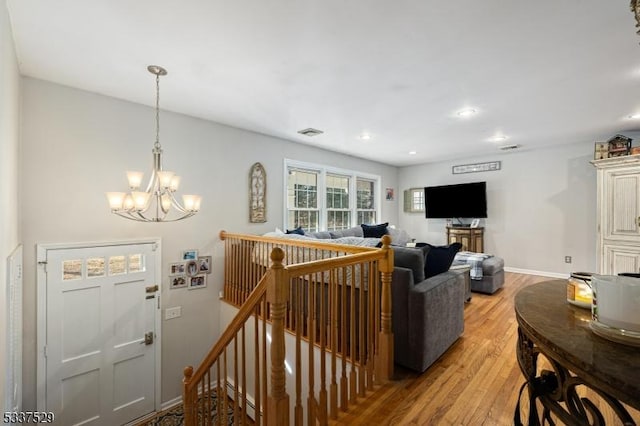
[[161, 395, 182, 411], [504, 267, 569, 279]]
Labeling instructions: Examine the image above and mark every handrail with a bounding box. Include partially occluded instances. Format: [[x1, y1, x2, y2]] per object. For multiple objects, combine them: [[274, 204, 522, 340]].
[[219, 230, 378, 254], [285, 249, 386, 277]]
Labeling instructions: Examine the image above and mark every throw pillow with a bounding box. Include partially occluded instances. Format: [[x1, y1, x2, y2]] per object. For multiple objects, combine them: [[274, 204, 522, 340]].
[[424, 242, 463, 279], [393, 246, 428, 283], [286, 227, 305, 235], [361, 222, 389, 238]]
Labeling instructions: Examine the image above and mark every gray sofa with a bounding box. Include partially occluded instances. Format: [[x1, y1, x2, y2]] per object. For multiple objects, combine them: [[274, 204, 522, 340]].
[[305, 226, 465, 373]]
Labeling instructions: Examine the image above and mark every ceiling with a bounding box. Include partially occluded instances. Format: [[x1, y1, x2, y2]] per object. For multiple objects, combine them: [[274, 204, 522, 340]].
[[6, 1, 640, 166]]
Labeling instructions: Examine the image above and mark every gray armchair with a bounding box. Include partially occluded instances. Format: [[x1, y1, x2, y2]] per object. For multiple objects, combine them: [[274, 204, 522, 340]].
[[391, 247, 465, 372]]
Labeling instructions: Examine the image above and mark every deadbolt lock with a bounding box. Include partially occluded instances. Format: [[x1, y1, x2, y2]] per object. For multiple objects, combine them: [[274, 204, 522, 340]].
[[146, 285, 159, 293], [141, 331, 154, 345]]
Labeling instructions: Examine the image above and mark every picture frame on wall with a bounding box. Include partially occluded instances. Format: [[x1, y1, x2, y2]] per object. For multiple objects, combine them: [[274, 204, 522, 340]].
[[188, 274, 207, 290], [198, 256, 212, 274], [182, 249, 198, 261], [185, 260, 199, 277], [170, 276, 187, 289], [385, 188, 394, 201], [169, 262, 185, 276]]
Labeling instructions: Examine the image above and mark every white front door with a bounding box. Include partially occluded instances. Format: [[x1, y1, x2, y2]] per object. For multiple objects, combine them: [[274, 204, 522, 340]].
[[41, 242, 159, 425]]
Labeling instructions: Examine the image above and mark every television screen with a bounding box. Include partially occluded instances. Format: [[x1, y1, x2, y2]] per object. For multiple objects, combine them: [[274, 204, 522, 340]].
[[424, 182, 487, 218]]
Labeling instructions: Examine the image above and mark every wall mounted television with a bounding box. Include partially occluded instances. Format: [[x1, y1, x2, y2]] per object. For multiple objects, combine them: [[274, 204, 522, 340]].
[[424, 181, 487, 219]]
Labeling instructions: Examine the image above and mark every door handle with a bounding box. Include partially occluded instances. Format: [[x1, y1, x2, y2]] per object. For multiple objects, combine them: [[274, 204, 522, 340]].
[[637, 217, 640, 228], [141, 331, 154, 345]]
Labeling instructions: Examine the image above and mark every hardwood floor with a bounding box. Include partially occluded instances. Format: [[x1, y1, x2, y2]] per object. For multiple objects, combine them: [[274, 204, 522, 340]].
[[332, 272, 640, 425]]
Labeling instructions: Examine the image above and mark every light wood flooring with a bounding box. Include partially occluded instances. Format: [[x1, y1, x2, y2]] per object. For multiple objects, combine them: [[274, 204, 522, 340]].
[[331, 272, 640, 425]]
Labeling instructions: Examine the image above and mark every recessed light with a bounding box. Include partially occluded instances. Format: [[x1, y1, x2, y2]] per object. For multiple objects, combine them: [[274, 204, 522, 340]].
[[457, 108, 477, 117], [490, 135, 508, 142], [360, 133, 371, 140], [408, 151, 417, 155], [628, 114, 640, 120]]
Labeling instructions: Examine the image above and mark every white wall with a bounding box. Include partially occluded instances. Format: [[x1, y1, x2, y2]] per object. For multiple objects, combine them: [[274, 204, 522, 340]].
[[398, 143, 597, 275], [19, 77, 399, 408], [0, 0, 21, 410]]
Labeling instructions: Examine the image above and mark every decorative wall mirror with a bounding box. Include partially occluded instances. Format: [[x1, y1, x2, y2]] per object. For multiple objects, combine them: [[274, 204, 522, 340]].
[[249, 162, 267, 223], [403, 188, 425, 213]]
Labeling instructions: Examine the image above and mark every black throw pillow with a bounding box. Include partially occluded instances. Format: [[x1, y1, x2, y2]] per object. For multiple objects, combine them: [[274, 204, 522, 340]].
[[286, 227, 305, 235], [361, 222, 389, 238], [424, 242, 462, 279]]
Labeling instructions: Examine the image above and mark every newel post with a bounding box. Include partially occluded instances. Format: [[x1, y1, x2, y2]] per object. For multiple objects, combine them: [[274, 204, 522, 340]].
[[182, 366, 195, 426], [266, 247, 290, 426], [377, 235, 394, 381]]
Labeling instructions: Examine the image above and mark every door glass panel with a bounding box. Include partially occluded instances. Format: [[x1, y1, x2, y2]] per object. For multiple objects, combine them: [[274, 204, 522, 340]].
[[87, 257, 105, 278], [129, 254, 144, 273], [109, 256, 126, 275], [63, 259, 83, 281]]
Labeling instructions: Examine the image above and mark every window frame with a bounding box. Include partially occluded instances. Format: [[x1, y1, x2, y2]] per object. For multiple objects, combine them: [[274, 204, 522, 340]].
[[284, 159, 382, 232]]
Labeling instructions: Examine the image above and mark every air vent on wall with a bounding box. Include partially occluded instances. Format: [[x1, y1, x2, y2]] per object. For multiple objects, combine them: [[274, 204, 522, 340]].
[[297, 128, 324, 137], [499, 144, 521, 151]]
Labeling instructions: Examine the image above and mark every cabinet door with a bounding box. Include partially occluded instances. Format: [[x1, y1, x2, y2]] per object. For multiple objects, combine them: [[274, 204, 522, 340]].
[[472, 232, 483, 253], [604, 169, 640, 241], [448, 230, 470, 251], [603, 244, 640, 275]]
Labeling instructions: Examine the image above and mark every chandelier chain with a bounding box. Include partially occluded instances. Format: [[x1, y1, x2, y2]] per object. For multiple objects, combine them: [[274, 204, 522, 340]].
[[155, 73, 161, 150]]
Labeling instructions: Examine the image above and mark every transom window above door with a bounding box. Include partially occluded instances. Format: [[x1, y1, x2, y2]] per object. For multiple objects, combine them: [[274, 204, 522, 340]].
[[285, 159, 381, 232]]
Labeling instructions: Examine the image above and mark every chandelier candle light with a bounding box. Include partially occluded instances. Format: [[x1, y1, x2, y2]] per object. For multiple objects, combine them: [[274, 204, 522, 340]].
[[106, 65, 201, 222]]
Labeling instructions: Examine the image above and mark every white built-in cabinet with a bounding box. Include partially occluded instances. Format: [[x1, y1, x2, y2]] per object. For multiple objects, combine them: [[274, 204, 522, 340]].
[[592, 155, 640, 275]]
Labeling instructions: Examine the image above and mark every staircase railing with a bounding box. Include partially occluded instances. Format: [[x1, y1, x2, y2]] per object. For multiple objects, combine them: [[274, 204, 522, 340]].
[[183, 232, 394, 425]]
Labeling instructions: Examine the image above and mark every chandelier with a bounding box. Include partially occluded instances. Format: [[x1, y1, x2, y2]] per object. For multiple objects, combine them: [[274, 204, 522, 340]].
[[106, 65, 202, 222]]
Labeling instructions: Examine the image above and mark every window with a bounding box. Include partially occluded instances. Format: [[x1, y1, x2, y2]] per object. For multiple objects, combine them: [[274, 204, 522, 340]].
[[287, 168, 320, 232], [285, 160, 381, 232], [326, 174, 351, 231]]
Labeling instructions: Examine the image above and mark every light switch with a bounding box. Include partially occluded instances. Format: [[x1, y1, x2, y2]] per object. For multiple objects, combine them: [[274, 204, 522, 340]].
[[165, 306, 181, 320]]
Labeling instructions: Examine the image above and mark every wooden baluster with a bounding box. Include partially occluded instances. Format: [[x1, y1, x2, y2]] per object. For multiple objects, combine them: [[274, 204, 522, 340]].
[[358, 263, 366, 397], [295, 277, 303, 426], [216, 360, 222, 425], [261, 296, 268, 424], [244, 241, 250, 303], [253, 304, 261, 426], [319, 271, 328, 424], [367, 261, 375, 390], [205, 369, 211, 425], [233, 335, 239, 423], [307, 273, 316, 426], [330, 269, 338, 419], [233, 239, 240, 305], [242, 325, 247, 425], [183, 366, 194, 426], [340, 267, 348, 411], [377, 235, 394, 382], [220, 348, 226, 425], [266, 247, 290, 426], [349, 264, 357, 404]]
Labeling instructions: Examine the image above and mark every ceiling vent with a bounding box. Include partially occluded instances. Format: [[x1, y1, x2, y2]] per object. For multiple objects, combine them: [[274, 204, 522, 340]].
[[499, 144, 521, 151], [297, 128, 324, 137]]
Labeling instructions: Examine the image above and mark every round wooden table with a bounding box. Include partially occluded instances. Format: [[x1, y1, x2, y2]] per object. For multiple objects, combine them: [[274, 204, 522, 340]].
[[515, 280, 640, 425]]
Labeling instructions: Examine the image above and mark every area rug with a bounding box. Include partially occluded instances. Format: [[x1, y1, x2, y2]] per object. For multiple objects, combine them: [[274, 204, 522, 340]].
[[138, 390, 234, 426]]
